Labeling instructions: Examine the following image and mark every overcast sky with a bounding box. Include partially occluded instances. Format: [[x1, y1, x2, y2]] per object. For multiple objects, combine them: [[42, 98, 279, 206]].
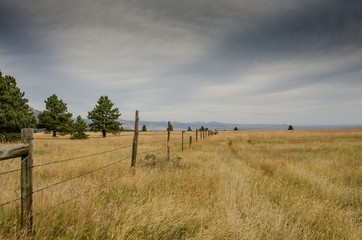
[[1, 0, 361, 125]]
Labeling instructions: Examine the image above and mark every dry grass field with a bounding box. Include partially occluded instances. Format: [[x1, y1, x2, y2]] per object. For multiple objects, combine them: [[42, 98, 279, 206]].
[[0, 129, 361, 239]]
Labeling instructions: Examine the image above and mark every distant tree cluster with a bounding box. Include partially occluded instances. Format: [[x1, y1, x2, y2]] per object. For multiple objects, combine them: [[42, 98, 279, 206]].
[[0, 71, 123, 141], [37, 94, 122, 138]]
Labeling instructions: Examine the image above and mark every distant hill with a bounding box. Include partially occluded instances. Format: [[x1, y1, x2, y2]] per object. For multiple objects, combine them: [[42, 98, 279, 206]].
[[29, 106, 42, 117], [117, 120, 362, 131], [30, 106, 361, 131]]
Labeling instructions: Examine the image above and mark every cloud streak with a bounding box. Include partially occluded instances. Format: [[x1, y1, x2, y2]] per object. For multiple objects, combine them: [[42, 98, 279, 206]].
[[0, 0, 361, 125]]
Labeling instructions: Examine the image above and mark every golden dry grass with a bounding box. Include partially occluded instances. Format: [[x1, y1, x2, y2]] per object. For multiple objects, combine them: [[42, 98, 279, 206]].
[[0, 129, 361, 239]]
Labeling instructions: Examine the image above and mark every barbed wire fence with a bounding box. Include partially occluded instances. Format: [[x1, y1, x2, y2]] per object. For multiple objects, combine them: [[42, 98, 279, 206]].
[[0, 110, 218, 234]]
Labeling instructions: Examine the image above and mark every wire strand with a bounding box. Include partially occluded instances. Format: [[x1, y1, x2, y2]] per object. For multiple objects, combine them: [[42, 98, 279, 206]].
[[31, 171, 129, 217], [138, 140, 167, 146], [0, 155, 30, 180], [32, 144, 133, 169], [31, 155, 131, 195], [0, 145, 133, 175], [0, 196, 21, 208], [138, 147, 166, 156]]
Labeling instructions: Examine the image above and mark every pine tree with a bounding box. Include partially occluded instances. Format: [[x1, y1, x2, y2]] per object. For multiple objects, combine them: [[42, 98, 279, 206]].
[[234, 127, 238, 131], [71, 116, 89, 139], [0, 71, 36, 142], [142, 124, 147, 132], [288, 125, 294, 130], [87, 95, 121, 137], [187, 126, 192, 131], [37, 94, 73, 137]]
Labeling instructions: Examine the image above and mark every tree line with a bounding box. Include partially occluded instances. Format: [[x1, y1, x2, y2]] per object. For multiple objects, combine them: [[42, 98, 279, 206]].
[[1, 71, 122, 141]]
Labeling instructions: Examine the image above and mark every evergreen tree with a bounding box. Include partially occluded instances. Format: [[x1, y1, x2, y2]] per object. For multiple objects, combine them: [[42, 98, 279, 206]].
[[87, 95, 121, 137], [234, 127, 238, 131], [37, 94, 73, 137], [288, 125, 294, 130], [200, 126, 205, 131], [168, 123, 173, 131], [142, 124, 147, 132], [71, 116, 89, 139], [187, 126, 192, 131], [0, 71, 36, 141]]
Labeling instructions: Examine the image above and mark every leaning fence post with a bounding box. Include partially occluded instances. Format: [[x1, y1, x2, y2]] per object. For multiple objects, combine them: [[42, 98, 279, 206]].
[[167, 121, 171, 161], [21, 128, 33, 232], [189, 136, 192, 147], [196, 129, 198, 142], [131, 110, 139, 174]]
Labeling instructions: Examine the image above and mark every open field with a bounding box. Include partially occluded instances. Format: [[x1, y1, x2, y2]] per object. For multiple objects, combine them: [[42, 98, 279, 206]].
[[1, 130, 361, 239]]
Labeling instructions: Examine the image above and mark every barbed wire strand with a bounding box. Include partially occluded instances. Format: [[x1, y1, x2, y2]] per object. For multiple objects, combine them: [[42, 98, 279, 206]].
[[138, 147, 166, 156], [1, 132, 214, 208], [31, 171, 129, 218], [88, 134, 135, 138], [138, 132, 168, 136], [32, 144, 133, 169], [0, 145, 133, 176], [1, 147, 165, 208], [31, 155, 131, 195], [0, 155, 30, 182], [34, 134, 135, 140], [0, 196, 21, 208], [0, 157, 16, 172], [138, 140, 167, 146]]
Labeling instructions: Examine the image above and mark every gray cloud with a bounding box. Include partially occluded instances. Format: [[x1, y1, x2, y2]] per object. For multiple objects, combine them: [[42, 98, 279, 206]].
[[0, 0, 361, 124]]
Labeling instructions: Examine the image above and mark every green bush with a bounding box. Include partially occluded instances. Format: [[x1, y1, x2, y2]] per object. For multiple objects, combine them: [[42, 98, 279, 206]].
[[0, 132, 21, 143]]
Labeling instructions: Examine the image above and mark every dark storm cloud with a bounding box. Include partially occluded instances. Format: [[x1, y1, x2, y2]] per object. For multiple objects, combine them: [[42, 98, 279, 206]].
[[1, 0, 361, 124], [223, 0, 362, 59], [170, 0, 362, 81]]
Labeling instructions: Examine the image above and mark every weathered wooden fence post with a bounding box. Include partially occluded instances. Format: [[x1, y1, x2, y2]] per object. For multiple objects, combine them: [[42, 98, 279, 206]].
[[189, 136, 192, 147], [182, 131, 184, 152], [21, 128, 33, 232], [167, 121, 171, 161], [196, 129, 198, 142], [131, 110, 139, 174]]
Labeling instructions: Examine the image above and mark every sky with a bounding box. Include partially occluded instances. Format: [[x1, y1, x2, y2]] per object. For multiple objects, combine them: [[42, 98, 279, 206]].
[[1, 0, 362, 125]]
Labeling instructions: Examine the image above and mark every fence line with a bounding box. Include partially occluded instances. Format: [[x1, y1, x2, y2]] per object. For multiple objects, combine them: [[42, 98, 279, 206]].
[[0, 111, 218, 234], [34, 133, 135, 140]]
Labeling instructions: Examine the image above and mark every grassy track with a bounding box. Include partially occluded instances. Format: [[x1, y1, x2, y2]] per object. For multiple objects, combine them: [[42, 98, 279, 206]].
[[1, 130, 361, 239]]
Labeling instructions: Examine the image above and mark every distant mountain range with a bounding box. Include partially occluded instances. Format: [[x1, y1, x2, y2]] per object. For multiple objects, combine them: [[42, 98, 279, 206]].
[[29, 106, 42, 117], [117, 120, 362, 131], [30, 107, 362, 131]]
